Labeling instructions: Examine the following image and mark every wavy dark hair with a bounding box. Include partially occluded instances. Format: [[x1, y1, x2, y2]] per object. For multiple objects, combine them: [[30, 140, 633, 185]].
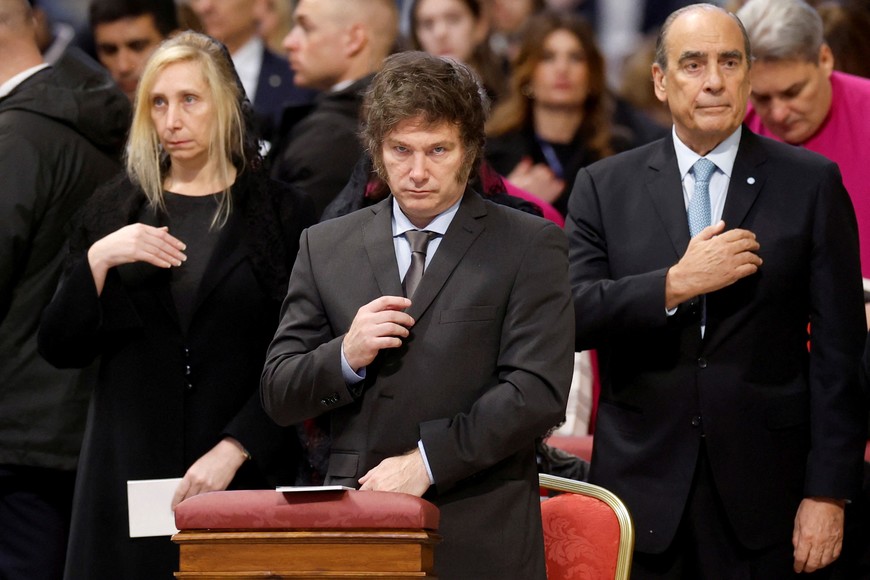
[[362, 51, 490, 187], [486, 10, 613, 160]]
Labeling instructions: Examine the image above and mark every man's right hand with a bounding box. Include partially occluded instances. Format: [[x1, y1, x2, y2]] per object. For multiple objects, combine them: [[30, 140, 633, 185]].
[[342, 296, 415, 372], [665, 220, 762, 309]]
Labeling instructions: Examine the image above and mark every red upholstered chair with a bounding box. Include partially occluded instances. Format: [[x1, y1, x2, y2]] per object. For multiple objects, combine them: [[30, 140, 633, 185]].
[[539, 473, 634, 580], [173, 489, 440, 578]]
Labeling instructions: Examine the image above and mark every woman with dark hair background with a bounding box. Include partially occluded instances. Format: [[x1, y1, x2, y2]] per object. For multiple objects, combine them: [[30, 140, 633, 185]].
[[486, 10, 664, 216], [409, 0, 508, 103], [39, 31, 314, 579]]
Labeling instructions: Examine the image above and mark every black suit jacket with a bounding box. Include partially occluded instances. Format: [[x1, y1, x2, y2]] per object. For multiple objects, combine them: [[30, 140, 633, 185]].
[[567, 128, 868, 554], [262, 191, 574, 579], [252, 47, 317, 142]]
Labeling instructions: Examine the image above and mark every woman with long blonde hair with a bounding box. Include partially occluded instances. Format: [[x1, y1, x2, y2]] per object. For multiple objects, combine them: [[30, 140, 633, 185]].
[[39, 31, 314, 579]]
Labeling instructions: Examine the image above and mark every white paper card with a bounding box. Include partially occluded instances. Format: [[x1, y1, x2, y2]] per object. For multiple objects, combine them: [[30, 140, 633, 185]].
[[127, 477, 183, 537], [276, 485, 354, 492]]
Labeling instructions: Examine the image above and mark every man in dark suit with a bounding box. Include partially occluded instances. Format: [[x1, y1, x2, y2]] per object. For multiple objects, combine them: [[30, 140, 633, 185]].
[[189, 0, 315, 141], [567, 4, 867, 578], [261, 51, 573, 579]]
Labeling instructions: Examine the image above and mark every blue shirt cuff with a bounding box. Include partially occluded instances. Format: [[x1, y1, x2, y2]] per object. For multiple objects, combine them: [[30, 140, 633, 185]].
[[340, 344, 366, 383]]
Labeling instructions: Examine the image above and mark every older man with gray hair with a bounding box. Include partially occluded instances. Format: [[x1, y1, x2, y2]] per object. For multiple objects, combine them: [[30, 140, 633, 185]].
[[739, 0, 870, 282]]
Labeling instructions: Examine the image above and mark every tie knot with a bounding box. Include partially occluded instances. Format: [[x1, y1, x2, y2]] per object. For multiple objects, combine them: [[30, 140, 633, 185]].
[[693, 158, 716, 183], [405, 230, 434, 254]]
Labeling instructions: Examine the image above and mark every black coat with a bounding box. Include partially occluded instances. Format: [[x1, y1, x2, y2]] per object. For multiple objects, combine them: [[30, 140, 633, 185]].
[[0, 61, 128, 471], [269, 75, 372, 219], [39, 170, 314, 580]]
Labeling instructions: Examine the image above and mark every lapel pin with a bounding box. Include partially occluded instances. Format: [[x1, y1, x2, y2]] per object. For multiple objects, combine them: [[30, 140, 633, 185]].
[[747, 177, 756, 185]]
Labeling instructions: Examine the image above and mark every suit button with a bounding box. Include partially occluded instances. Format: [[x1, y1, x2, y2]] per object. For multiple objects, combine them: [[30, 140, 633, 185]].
[[186, 381, 194, 391], [691, 415, 702, 427], [320, 393, 340, 406], [697, 357, 707, 368], [185, 364, 192, 376]]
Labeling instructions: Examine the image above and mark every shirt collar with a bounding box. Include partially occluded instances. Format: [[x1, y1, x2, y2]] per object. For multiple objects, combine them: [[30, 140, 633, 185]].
[[673, 125, 742, 180], [231, 36, 263, 103], [391, 195, 462, 238], [0, 63, 50, 99], [330, 78, 356, 93]]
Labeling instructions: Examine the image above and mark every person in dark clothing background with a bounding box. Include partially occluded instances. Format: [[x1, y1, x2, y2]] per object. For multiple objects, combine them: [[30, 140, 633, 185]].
[[0, 0, 130, 578], [268, 0, 398, 219], [38, 31, 314, 579], [89, 0, 179, 101], [486, 10, 664, 217]]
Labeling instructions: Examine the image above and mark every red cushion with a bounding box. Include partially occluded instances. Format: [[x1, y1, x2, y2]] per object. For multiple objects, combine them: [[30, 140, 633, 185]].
[[175, 489, 439, 531], [541, 493, 620, 579]]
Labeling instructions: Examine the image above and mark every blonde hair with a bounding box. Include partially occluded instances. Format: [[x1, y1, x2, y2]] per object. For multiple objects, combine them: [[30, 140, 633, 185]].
[[126, 31, 247, 228]]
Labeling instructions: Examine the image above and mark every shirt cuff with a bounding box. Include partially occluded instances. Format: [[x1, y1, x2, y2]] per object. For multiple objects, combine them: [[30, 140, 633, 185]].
[[417, 440, 435, 485], [340, 344, 366, 383]]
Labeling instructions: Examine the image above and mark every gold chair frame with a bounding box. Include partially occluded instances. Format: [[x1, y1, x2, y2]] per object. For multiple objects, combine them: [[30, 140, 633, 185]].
[[539, 473, 635, 580]]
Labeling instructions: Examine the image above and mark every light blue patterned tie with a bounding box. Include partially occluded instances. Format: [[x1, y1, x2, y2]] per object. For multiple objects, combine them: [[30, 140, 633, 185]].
[[688, 158, 716, 237]]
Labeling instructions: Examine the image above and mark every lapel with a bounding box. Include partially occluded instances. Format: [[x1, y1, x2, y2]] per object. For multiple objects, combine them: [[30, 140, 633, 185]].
[[115, 199, 178, 324], [703, 129, 767, 345], [642, 129, 768, 257], [193, 207, 248, 315], [363, 198, 404, 297], [116, 188, 251, 331], [645, 138, 691, 259], [721, 128, 767, 229], [363, 191, 488, 321], [406, 190, 487, 321]]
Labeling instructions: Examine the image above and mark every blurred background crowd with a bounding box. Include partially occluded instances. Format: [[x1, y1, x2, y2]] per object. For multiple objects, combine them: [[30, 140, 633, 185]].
[[3, 0, 870, 578]]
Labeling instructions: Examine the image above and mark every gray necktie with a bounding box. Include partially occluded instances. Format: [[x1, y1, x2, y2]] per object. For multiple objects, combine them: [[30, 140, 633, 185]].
[[688, 158, 716, 237], [402, 230, 435, 298]]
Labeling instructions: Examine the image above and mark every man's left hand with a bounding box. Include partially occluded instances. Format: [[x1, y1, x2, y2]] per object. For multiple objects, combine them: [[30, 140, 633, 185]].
[[358, 448, 430, 496], [792, 497, 845, 573]]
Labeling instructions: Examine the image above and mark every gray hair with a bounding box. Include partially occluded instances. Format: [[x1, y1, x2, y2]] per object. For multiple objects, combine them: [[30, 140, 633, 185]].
[[736, 0, 824, 63], [655, 3, 751, 71]]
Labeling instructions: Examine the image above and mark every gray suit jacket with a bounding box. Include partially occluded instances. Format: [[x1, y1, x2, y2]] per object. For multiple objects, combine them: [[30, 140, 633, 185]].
[[262, 190, 574, 579]]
